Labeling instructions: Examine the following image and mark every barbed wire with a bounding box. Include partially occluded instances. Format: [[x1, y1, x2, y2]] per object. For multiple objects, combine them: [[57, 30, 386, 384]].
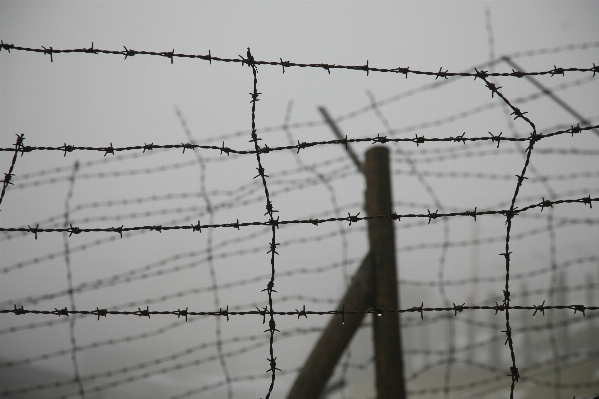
[[3, 303, 597, 320], [2, 38, 598, 399], [2, 123, 598, 158], [2, 219, 595, 315], [4, 302, 595, 375], [0, 134, 24, 210], [0, 194, 594, 243], [2, 41, 598, 78]]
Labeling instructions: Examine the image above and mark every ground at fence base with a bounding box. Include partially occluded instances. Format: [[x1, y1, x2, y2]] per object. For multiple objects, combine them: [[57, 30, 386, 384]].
[[403, 357, 599, 399]]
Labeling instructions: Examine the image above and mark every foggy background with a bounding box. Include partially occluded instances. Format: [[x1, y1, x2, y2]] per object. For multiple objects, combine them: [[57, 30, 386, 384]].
[[1, 1, 598, 398]]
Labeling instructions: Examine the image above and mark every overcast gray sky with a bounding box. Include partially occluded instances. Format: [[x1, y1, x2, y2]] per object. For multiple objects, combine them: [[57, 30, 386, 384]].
[[1, 2, 599, 399]]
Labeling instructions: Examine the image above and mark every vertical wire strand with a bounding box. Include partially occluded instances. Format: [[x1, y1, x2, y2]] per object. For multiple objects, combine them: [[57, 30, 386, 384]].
[[63, 160, 86, 399], [175, 107, 233, 399]]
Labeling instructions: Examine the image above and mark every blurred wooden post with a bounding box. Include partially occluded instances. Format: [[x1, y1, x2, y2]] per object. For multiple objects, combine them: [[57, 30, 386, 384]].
[[286, 254, 375, 399], [365, 146, 406, 399]]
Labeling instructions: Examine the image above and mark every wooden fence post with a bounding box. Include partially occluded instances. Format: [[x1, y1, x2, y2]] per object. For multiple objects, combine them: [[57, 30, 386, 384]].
[[365, 146, 406, 399], [286, 254, 375, 399]]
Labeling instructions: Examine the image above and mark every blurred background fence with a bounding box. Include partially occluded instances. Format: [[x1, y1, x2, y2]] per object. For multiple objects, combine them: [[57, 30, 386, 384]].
[[1, 29, 599, 399]]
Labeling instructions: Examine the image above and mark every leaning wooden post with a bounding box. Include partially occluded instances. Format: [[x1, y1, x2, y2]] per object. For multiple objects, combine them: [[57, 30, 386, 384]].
[[286, 253, 375, 399], [365, 146, 406, 399]]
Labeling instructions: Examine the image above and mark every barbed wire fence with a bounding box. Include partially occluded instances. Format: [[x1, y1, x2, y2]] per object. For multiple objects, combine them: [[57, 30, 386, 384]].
[[0, 38, 598, 399]]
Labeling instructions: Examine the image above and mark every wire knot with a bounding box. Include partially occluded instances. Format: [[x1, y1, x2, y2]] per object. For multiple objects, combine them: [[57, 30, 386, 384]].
[[0, 40, 14, 53], [427, 209, 439, 225], [571, 304, 586, 317], [570, 123, 582, 136], [320, 64, 334, 74], [112, 225, 124, 238], [296, 140, 307, 153], [28, 224, 40, 239], [414, 134, 425, 147], [540, 198, 553, 212], [2, 173, 14, 187], [15, 133, 26, 156], [510, 106, 528, 121], [508, 366, 520, 383], [177, 307, 188, 321], [265, 200, 278, 217], [280, 58, 290, 74], [296, 305, 307, 319], [396, 66, 409, 78], [502, 289, 510, 304], [469, 207, 478, 221], [254, 166, 268, 179], [435, 67, 448, 80], [474, 68, 489, 80], [192, 220, 202, 233], [249, 91, 262, 103], [181, 143, 195, 154], [502, 208, 518, 223], [13, 304, 25, 315], [347, 212, 360, 226], [528, 131, 543, 145], [532, 300, 545, 317], [94, 307, 107, 320], [387, 210, 400, 221], [85, 42, 97, 54], [550, 65, 564, 77], [68, 223, 81, 237], [266, 356, 281, 373], [485, 81, 502, 98], [62, 143, 74, 156], [54, 307, 69, 317], [143, 143, 154, 153], [219, 305, 229, 321], [494, 302, 505, 314], [104, 142, 115, 156], [256, 306, 268, 324], [265, 317, 280, 334], [338, 304, 346, 324], [269, 216, 280, 229], [215, 141, 229, 156], [511, 69, 525, 78], [453, 132, 466, 144], [267, 241, 280, 255], [515, 174, 528, 186], [239, 47, 257, 71], [411, 302, 424, 320], [123, 46, 136, 59], [262, 280, 277, 295], [42, 46, 54, 62], [488, 131, 503, 148], [582, 195, 593, 208], [372, 134, 388, 144], [163, 49, 175, 64], [137, 306, 150, 318], [453, 302, 465, 316]]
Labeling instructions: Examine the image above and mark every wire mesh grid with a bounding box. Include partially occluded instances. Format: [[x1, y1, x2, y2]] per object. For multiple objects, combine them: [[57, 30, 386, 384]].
[[1, 38, 598, 399]]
